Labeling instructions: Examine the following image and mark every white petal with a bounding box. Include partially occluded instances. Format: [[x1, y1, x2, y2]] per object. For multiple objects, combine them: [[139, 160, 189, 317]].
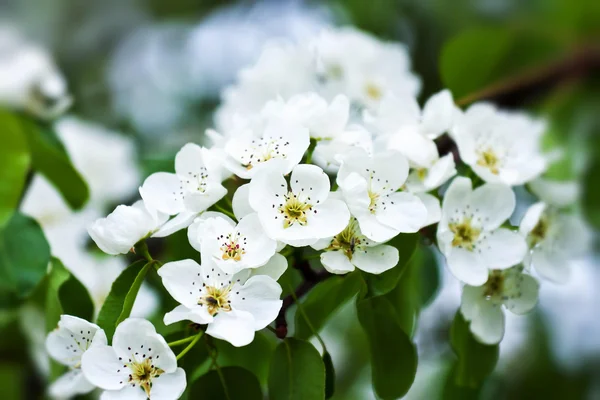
[[206, 310, 256, 347], [530, 248, 570, 283], [518, 202, 546, 236], [320, 251, 355, 274], [416, 193, 441, 226], [232, 275, 282, 330], [441, 177, 472, 221], [139, 172, 183, 215], [421, 89, 455, 139], [422, 154, 456, 190], [250, 253, 288, 281], [387, 129, 438, 168], [353, 245, 399, 274], [355, 212, 399, 243], [370, 151, 409, 192], [478, 228, 527, 269], [49, 369, 95, 398], [81, 345, 128, 390], [187, 212, 235, 252], [460, 285, 486, 321], [248, 164, 288, 214], [234, 213, 277, 269], [339, 172, 370, 214], [232, 183, 253, 219], [152, 211, 198, 238], [504, 273, 539, 315], [290, 164, 331, 204], [376, 192, 428, 233], [46, 316, 106, 368], [306, 198, 350, 239], [469, 302, 505, 345], [183, 184, 227, 213], [112, 318, 177, 374], [446, 248, 488, 286], [164, 305, 212, 326], [470, 183, 515, 230], [149, 368, 187, 400], [100, 386, 147, 400], [528, 178, 580, 207], [157, 259, 204, 309]]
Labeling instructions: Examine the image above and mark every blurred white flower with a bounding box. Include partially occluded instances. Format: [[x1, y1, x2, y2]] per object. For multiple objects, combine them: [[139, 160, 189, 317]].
[[461, 266, 539, 344], [452, 103, 548, 186], [527, 177, 580, 208], [519, 202, 592, 283], [0, 27, 70, 119]]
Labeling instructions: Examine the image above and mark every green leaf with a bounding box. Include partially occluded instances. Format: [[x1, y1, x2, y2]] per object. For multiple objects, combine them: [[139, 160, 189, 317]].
[[583, 158, 600, 229], [357, 296, 418, 399], [269, 338, 326, 400], [215, 332, 275, 385], [59, 273, 94, 322], [0, 213, 50, 304], [190, 366, 262, 400], [45, 258, 72, 380], [449, 311, 499, 388], [117, 261, 152, 325], [361, 233, 418, 296], [0, 110, 30, 229], [440, 26, 564, 99], [323, 351, 335, 399], [96, 260, 149, 340], [20, 117, 89, 210], [294, 272, 362, 340]]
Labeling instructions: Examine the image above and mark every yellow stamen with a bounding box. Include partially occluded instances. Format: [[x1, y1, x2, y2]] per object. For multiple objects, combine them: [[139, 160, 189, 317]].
[[477, 149, 500, 175], [279, 193, 312, 228], [449, 218, 481, 251], [198, 285, 233, 316]]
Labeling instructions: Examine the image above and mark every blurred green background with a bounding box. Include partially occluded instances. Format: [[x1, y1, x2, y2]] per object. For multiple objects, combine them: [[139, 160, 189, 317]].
[[0, 0, 598, 399]]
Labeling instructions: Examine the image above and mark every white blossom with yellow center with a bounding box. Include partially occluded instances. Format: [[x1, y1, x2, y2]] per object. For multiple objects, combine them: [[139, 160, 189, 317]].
[[437, 177, 528, 286], [336, 149, 428, 243], [312, 216, 399, 274], [45, 316, 107, 399], [199, 213, 277, 275], [451, 103, 548, 186], [81, 318, 186, 400], [248, 163, 350, 247], [158, 257, 285, 347], [461, 266, 539, 344]]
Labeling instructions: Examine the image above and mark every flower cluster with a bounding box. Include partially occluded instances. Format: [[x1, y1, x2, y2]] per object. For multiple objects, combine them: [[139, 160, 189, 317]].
[[46, 26, 591, 399]]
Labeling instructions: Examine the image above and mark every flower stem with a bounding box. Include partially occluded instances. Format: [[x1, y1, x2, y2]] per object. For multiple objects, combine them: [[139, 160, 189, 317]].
[[287, 283, 328, 354], [168, 335, 198, 347], [175, 332, 204, 360], [133, 240, 153, 262], [213, 204, 236, 220]]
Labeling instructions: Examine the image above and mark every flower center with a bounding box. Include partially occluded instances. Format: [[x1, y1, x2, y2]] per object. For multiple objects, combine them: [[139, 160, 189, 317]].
[[327, 219, 363, 260], [219, 235, 246, 261], [198, 285, 232, 316], [244, 137, 289, 170], [128, 358, 164, 397], [327, 64, 343, 79], [483, 270, 505, 298], [416, 168, 428, 181], [368, 190, 380, 214], [476, 148, 500, 175], [279, 192, 312, 228], [528, 215, 549, 247], [365, 83, 382, 100], [449, 218, 481, 251]]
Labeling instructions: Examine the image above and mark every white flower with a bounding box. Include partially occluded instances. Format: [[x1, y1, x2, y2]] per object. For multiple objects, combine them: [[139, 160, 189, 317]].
[[88, 201, 168, 255], [261, 93, 350, 140], [187, 211, 236, 253], [461, 266, 539, 344], [249, 163, 350, 246], [311, 27, 420, 108], [312, 217, 398, 274], [519, 202, 592, 283], [0, 27, 71, 119], [451, 103, 548, 186], [528, 178, 580, 208], [437, 177, 527, 286], [312, 124, 374, 173], [364, 90, 455, 140], [45, 315, 107, 398], [200, 213, 278, 275], [404, 154, 456, 193], [158, 257, 285, 347], [336, 149, 427, 242], [223, 116, 310, 179], [140, 143, 227, 216], [81, 318, 186, 400]]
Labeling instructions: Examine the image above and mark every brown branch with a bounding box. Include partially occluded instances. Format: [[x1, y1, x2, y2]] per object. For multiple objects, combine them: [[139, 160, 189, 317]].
[[455, 45, 600, 108], [274, 260, 331, 339]]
